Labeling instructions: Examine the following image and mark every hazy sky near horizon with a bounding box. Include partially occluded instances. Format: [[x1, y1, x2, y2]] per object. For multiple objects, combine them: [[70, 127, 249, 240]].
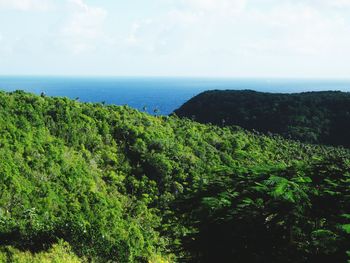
[[0, 0, 350, 78]]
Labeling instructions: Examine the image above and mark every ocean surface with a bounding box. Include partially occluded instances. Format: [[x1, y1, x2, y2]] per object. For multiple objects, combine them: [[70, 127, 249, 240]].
[[0, 76, 350, 115]]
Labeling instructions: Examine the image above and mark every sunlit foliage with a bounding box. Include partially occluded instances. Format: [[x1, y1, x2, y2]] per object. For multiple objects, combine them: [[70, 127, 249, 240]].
[[0, 91, 349, 262]]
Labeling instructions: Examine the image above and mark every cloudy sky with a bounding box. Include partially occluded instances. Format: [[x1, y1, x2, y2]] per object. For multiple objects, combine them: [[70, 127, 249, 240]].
[[0, 0, 349, 77]]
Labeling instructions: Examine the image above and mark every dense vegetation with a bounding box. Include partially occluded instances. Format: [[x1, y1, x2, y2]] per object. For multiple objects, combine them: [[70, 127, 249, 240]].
[[0, 91, 349, 262], [174, 90, 350, 148]]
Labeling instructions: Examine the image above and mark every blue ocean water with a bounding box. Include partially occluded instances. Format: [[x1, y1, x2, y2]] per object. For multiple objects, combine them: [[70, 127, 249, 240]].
[[0, 76, 350, 115]]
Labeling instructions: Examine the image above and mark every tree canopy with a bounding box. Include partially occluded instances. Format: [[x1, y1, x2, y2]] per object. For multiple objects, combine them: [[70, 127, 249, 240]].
[[175, 90, 350, 148], [0, 91, 349, 262]]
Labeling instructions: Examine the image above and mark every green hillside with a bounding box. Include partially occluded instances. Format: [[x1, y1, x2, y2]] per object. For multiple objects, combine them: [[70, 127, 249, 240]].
[[0, 91, 349, 262], [174, 90, 350, 148]]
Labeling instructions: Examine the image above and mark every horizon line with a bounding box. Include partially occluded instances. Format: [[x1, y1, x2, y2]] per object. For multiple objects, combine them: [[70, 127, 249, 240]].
[[1, 75, 350, 81]]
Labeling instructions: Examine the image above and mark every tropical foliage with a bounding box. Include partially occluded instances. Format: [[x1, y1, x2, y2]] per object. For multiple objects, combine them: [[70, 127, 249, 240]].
[[0, 91, 349, 262], [174, 90, 350, 147]]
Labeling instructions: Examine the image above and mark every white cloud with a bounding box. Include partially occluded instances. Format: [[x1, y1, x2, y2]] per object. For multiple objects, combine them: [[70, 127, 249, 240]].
[[126, 0, 350, 61], [1, 0, 350, 77], [0, 33, 14, 55], [59, 0, 108, 54], [0, 0, 53, 11], [248, 3, 350, 56], [318, 0, 350, 8], [182, 0, 246, 14]]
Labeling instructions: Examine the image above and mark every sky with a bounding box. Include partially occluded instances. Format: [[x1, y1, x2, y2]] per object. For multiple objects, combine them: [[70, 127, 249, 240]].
[[0, 0, 350, 78]]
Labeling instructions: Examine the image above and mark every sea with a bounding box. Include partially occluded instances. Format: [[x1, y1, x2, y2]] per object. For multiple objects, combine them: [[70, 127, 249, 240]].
[[0, 76, 349, 115]]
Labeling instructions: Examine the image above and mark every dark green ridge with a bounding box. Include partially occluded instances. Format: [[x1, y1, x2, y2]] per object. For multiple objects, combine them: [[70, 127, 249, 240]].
[[174, 90, 350, 148]]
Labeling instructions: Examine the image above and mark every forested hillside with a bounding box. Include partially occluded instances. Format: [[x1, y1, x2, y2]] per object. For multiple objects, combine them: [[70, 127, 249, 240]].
[[174, 90, 350, 148], [0, 91, 349, 262]]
